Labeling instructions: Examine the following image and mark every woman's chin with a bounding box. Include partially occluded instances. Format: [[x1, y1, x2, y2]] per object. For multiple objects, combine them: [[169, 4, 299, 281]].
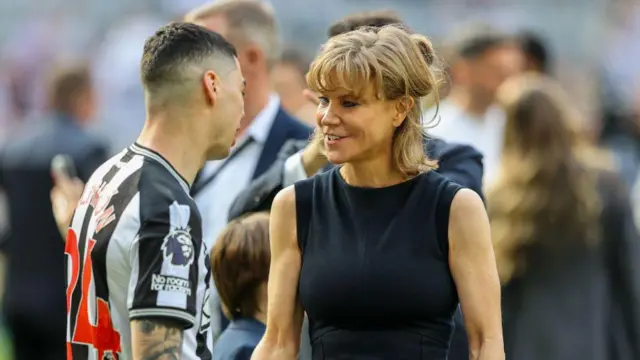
[[326, 152, 349, 165]]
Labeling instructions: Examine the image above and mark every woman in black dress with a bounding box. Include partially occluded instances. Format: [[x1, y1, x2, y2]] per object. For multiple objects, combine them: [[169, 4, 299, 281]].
[[252, 25, 503, 360]]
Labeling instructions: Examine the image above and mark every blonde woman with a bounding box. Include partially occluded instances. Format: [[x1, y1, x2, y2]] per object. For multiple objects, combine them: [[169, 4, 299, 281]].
[[252, 25, 503, 360], [490, 74, 640, 360]]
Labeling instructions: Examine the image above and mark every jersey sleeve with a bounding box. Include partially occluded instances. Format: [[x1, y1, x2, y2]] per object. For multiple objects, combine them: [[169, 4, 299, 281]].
[[127, 201, 200, 329]]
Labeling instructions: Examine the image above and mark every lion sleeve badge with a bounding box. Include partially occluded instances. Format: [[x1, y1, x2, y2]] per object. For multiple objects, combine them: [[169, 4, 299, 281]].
[[161, 201, 196, 268]]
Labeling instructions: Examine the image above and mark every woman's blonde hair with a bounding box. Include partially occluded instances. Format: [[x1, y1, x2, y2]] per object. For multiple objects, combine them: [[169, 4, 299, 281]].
[[306, 25, 441, 176], [488, 74, 602, 284]]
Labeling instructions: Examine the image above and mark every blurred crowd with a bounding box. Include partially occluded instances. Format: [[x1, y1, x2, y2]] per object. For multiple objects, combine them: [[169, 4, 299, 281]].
[[1, 0, 640, 359]]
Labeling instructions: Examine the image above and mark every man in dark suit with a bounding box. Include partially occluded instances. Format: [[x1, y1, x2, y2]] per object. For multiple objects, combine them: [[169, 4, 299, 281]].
[[184, 0, 312, 337], [0, 63, 107, 360], [184, 0, 312, 243], [228, 10, 483, 360]]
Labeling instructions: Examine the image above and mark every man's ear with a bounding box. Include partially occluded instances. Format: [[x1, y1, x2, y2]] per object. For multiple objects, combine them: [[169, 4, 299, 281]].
[[203, 70, 219, 106], [392, 96, 415, 127], [240, 44, 266, 72]]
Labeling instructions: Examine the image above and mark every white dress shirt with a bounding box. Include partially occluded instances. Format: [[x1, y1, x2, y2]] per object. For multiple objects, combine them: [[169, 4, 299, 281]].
[[283, 150, 310, 186], [195, 95, 280, 249], [424, 99, 505, 185]]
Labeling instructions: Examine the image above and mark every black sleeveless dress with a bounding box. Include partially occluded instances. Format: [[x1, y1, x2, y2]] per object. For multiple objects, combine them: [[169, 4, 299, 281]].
[[294, 166, 463, 360]]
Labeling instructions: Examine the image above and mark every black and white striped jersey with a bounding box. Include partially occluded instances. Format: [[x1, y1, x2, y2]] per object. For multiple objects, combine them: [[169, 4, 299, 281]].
[[65, 143, 212, 360]]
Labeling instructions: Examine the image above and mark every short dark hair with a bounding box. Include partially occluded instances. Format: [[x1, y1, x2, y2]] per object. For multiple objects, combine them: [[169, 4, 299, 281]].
[[211, 212, 271, 320], [140, 22, 237, 92], [46, 62, 92, 114], [447, 24, 514, 60], [517, 31, 551, 74], [327, 10, 406, 38]]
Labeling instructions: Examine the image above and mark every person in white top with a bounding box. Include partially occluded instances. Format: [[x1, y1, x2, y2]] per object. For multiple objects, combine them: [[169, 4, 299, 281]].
[[425, 24, 524, 184]]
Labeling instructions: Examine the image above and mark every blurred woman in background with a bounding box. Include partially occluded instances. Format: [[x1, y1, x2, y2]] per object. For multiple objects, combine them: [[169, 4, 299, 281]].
[[211, 212, 271, 360], [489, 74, 640, 360]]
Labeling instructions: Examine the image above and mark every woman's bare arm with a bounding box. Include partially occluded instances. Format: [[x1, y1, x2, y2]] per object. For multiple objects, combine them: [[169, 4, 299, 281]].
[[448, 189, 504, 360], [252, 186, 304, 360]]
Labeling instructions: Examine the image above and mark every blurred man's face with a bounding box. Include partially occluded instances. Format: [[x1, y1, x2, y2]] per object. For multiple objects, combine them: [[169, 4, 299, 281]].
[[75, 85, 97, 124], [271, 62, 306, 111], [466, 44, 524, 106], [196, 15, 253, 78]]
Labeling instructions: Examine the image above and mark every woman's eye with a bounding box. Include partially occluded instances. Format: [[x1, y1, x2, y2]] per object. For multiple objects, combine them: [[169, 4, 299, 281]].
[[343, 101, 359, 108], [318, 96, 329, 105]]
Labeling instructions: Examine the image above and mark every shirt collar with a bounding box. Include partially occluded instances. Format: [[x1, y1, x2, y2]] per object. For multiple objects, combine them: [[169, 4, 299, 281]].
[[243, 94, 280, 144]]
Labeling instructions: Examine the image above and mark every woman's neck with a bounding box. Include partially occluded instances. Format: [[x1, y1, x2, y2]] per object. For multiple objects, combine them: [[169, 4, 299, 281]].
[[341, 152, 406, 188]]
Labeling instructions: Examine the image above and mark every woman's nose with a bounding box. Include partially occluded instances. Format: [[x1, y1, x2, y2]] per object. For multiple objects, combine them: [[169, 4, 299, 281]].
[[318, 104, 339, 126]]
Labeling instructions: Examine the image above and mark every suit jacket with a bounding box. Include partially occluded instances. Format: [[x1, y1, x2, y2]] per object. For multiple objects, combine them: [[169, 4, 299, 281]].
[[191, 107, 312, 198], [228, 137, 483, 220], [212, 318, 266, 360], [252, 108, 313, 180], [0, 114, 107, 321]]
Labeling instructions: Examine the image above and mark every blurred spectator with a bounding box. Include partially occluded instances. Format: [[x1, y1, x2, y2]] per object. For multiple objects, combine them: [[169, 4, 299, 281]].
[[0, 17, 62, 124], [0, 62, 107, 360], [517, 30, 552, 75], [50, 170, 85, 240], [326, 9, 404, 37], [426, 24, 524, 183], [601, 1, 640, 123], [184, 0, 312, 247], [211, 212, 270, 360], [184, 0, 312, 337], [628, 90, 640, 227], [599, 2, 640, 187], [490, 74, 640, 360], [271, 48, 316, 125]]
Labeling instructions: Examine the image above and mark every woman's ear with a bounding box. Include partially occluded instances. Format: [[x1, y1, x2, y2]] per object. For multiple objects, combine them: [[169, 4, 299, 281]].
[[393, 96, 415, 127]]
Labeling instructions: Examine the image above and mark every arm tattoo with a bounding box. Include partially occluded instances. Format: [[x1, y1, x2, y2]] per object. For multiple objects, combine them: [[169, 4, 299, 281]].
[[132, 318, 184, 360]]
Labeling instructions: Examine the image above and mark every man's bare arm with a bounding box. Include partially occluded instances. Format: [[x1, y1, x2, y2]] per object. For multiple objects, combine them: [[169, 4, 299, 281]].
[[131, 318, 185, 360]]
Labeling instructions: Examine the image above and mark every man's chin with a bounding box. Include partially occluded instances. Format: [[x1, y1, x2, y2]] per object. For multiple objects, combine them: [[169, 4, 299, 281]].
[[205, 147, 230, 161]]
